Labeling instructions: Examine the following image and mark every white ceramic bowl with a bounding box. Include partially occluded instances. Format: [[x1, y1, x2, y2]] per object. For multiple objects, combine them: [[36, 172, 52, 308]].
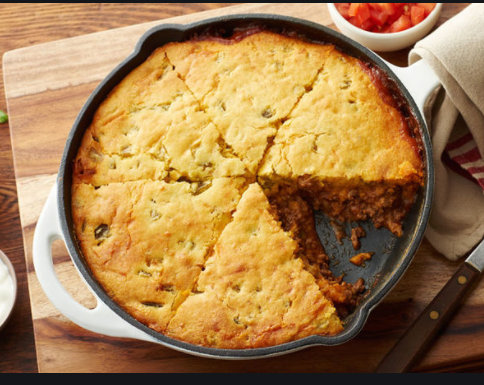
[[327, 3, 443, 52], [0, 250, 17, 331]]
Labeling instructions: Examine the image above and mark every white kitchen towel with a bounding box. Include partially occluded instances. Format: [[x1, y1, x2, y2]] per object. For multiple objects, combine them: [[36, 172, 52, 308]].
[[409, 3, 484, 261]]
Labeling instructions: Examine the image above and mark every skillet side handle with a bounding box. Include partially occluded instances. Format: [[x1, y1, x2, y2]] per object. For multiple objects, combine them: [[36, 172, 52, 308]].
[[385, 59, 441, 115], [33, 185, 156, 343]]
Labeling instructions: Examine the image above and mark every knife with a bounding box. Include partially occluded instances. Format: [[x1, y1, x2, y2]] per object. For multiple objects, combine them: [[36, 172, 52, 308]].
[[375, 239, 484, 373]]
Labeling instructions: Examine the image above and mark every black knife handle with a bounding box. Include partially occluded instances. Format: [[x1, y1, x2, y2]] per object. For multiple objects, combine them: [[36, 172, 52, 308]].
[[375, 262, 481, 373]]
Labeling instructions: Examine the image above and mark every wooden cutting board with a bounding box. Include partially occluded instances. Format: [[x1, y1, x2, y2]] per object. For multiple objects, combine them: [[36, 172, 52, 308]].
[[4, 3, 483, 373]]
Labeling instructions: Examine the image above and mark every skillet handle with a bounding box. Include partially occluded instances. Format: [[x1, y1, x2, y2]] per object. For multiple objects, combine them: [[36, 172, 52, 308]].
[[33, 185, 156, 343], [385, 59, 441, 115]]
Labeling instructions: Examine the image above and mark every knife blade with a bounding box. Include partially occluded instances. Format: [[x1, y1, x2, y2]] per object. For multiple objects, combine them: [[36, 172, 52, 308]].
[[465, 238, 484, 272], [375, 239, 484, 373]]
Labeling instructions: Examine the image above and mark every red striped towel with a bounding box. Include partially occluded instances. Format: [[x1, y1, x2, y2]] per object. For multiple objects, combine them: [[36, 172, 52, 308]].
[[445, 133, 484, 191]]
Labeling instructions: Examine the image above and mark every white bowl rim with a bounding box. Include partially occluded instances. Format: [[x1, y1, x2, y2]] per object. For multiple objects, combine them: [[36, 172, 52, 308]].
[[0, 250, 18, 329], [327, 3, 443, 40]]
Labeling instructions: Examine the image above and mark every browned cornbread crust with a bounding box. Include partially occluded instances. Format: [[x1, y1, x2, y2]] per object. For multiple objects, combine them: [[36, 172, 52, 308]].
[[71, 29, 423, 349]]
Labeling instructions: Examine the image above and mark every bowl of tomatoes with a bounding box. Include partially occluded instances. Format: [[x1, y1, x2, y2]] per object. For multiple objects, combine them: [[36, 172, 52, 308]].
[[328, 3, 443, 52]]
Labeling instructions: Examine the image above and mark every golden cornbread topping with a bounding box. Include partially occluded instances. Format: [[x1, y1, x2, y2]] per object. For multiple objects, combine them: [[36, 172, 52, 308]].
[[71, 29, 424, 349]]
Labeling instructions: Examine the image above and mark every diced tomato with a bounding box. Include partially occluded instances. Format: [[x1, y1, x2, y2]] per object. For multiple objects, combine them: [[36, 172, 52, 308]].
[[358, 18, 375, 31], [387, 7, 404, 24], [346, 3, 372, 29], [349, 3, 370, 19], [355, 3, 371, 25], [369, 3, 398, 16], [335, 3, 351, 19], [389, 14, 413, 33], [379, 24, 392, 34], [368, 3, 403, 24], [369, 8, 388, 27], [416, 3, 436, 16], [336, 3, 437, 34], [348, 3, 359, 17], [410, 5, 425, 26]]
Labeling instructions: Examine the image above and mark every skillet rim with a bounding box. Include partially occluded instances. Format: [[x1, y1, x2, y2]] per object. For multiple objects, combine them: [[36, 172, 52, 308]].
[[56, 13, 434, 359]]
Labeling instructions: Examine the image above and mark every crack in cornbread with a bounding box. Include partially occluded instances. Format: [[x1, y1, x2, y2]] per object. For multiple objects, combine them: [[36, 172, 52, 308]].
[[166, 184, 343, 349], [165, 31, 335, 174], [71, 29, 424, 349], [72, 178, 248, 331], [74, 50, 249, 185]]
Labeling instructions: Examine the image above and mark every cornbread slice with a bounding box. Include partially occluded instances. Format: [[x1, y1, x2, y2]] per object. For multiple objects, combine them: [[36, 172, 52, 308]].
[[166, 184, 343, 349], [74, 48, 247, 185], [71, 177, 246, 331], [258, 49, 423, 235], [165, 31, 335, 173]]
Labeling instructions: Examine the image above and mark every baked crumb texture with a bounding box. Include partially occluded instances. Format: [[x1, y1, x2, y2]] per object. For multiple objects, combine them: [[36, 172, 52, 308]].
[[71, 31, 423, 349]]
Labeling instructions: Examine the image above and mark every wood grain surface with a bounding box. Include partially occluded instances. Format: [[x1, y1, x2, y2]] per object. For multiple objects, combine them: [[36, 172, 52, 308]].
[[2, 3, 481, 373]]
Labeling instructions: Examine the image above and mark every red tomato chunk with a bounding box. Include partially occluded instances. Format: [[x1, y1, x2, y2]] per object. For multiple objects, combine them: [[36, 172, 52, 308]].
[[335, 3, 437, 33]]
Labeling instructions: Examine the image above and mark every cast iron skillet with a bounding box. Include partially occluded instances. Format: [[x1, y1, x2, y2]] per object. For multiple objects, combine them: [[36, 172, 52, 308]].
[[55, 14, 434, 359]]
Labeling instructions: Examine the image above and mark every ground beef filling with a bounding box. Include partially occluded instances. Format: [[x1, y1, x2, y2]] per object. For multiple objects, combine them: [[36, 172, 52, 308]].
[[268, 176, 420, 318], [269, 191, 365, 318], [297, 176, 420, 237]]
